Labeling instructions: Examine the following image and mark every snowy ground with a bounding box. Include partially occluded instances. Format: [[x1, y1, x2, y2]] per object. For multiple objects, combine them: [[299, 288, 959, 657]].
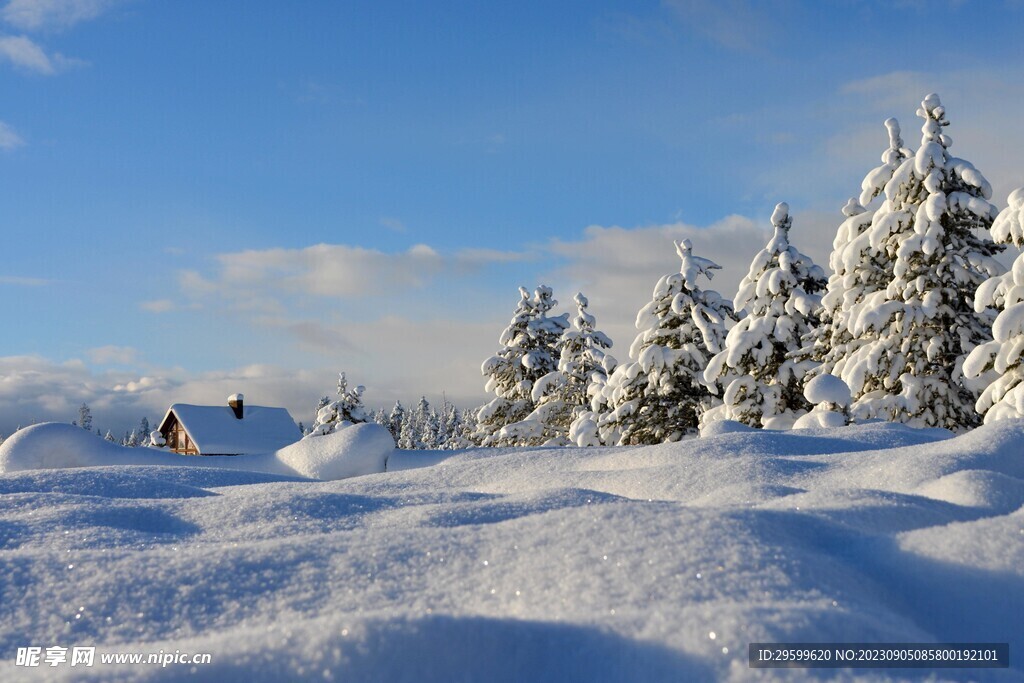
[[0, 421, 1022, 681]]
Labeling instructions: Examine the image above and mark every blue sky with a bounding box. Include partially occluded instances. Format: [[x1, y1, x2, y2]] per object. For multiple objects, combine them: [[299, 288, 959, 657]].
[[2, 0, 1024, 434]]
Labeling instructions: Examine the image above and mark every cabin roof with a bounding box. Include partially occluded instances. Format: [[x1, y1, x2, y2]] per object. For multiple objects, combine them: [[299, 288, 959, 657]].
[[158, 403, 299, 455]]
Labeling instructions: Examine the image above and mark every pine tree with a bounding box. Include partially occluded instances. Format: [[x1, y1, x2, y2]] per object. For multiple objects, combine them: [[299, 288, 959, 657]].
[[124, 429, 139, 447], [963, 187, 1024, 422], [504, 292, 615, 446], [806, 119, 911, 374], [397, 414, 417, 449], [104, 430, 116, 442], [387, 401, 405, 442], [840, 94, 1003, 430], [475, 286, 569, 445], [441, 402, 472, 449], [591, 239, 733, 445], [138, 417, 150, 442], [420, 408, 441, 449], [307, 372, 368, 437], [704, 203, 826, 428], [78, 403, 93, 432]]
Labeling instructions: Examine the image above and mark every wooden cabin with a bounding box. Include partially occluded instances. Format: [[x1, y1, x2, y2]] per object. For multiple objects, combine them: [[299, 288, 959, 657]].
[[157, 394, 300, 456]]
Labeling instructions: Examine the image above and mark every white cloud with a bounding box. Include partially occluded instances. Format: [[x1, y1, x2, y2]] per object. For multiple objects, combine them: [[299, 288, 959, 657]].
[[0, 120, 24, 149], [180, 242, 528, 308], [662, 0, 781, 53], [0, 33, 55, 73], [0, 33, 81, 74], [86, 345, 140, 366], [1, 0, 123, 31], [379, 217, 406, 233], [140, 299, 175, 313]]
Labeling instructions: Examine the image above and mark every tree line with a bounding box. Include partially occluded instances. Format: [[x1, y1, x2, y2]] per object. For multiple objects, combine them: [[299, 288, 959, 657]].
[[315, 93, 1024, 448]]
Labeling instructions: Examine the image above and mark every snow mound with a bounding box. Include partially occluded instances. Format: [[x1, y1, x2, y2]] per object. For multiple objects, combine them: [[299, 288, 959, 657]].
[[0, 422, 393, 482], [803, 374, 851, 406], [276, 424, 393, 480], [915, 469, 1024, 513], [698, 419, 755, 437]]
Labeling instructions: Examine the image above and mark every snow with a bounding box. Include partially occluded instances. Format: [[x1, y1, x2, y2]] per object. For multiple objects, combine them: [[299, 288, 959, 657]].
[[0, 421, 1021, 681], [0, 422, 393, 482], [804, 374, 851, 407]]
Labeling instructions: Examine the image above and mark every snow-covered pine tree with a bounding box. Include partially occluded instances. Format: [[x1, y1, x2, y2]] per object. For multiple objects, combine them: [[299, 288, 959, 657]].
[[78, 403, 93, 431], [704, 203, 826, 428], [421, 407, 441, 450], [806, 119, 911, 373], [124, 429, 139, 447], [964, 188, 1024, 422], [138, 417, 150, 441], [590, 239, 733, 445], [503, 292, 615, 446], [104, 430, 115, 442], [840, 94, 1003, 430], [397, 413, 417, 449], [387, 401, 405, 442], [307, 372, 368, 437], [460, 408, 479, 446], [441, 402, 472, 449], [475, 285, 569, 446]]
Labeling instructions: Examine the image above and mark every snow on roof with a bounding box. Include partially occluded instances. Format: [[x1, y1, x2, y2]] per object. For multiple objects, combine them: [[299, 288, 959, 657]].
[[161, 404, 299, 455]]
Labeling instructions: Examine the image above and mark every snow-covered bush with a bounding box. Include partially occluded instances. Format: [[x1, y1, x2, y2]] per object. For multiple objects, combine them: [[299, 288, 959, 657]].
[[307, 372, 368, 437], [837, 94, 1003, 430], [475, 286, 569, 446], [793, 374, 852, 429], [591, 239, 733, 445], [704, 203, 826, 428], [963, 187, 1024, 422], [148, 430, 167, 448]]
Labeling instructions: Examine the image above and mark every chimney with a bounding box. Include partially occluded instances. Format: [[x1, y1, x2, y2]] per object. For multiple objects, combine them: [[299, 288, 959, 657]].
[[228, 393, 244, 420]]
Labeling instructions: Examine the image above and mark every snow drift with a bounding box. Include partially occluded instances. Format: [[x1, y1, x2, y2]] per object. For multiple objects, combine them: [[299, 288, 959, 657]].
[[0, 421, 1022, 682], [0, 422, 394, 481]]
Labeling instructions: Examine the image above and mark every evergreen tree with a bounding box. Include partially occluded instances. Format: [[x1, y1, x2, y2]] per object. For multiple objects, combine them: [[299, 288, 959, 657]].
[[78, 403, 93, 431], [370, 408, 388, 430], [460, 408, 479, 446], [503, 292, 615, 446], [104, 430, 116, 442], [420, 408, 441, 449], [806, 119, 911, 374], [387, 401, 405, 442], [397, 413, 417, 449], [138, 417, 150, 442], [590, 239, 733, 445], [307, 372, 368, 437], [964, 187, 1024, 422], [840, 94, 1003, 430], [124, 429, 139, 447], [475, 286, 569, 445], [441, 402, 472, 449], [704, 203, 826, 428]]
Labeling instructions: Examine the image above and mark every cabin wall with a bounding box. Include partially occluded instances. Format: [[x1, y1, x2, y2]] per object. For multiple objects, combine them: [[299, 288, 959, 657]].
[[162, 415, 200, 455]]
